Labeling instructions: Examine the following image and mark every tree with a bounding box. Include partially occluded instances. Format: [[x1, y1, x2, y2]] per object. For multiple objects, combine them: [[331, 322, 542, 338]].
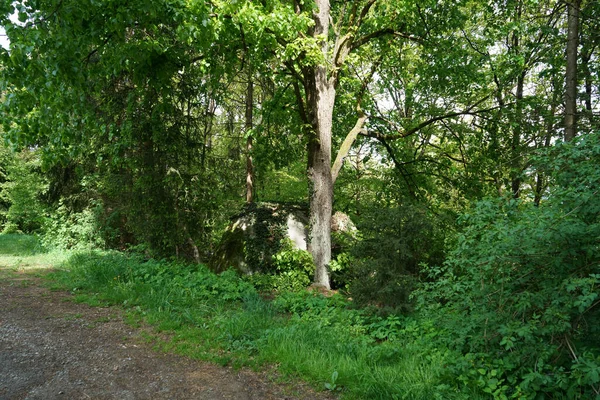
[[565, 0, 581, 141], [231, 0, 472, 288], [0, 0, 249, 256]]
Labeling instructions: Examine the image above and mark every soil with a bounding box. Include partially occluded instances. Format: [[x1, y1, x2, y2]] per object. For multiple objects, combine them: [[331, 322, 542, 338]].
[[0, 270, 334, 400]]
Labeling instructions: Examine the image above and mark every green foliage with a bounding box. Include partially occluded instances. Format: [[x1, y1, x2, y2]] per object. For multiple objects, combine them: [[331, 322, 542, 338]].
[[0, 148, 47, 234], [329, 250, 354, 289], [242, 203, 289, 272], [48, 246, 487, 399], [1, 0, 245, 259], [0, 233, 70, 270], [415, 133, 600, 398], [0, 233, 44, 255], [324, 370, 341, 392], [271, 239, 314, 291], [246, 238, 314, 293], [347, 204, 447, 313], [255, 162, 308, 203], [212, 203, 310, 275], [58, 252, 256, 307], [42, 201, 105, 250], [2, 0, 600, 396]]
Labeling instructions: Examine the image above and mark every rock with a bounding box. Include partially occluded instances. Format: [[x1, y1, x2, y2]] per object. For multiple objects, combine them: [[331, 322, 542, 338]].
[[209, 203, 308, 274], [209, 203, 355, 275]]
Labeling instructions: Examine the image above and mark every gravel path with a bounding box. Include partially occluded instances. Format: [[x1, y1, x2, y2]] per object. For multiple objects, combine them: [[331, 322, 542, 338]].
[[0, 271, 330, 400]]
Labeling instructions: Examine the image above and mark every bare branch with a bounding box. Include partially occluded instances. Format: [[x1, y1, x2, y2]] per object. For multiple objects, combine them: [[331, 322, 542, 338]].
[[351, 28, 423, 51], [365, 98, 500, 141], [332, 111, 368, 183], [331, 55, 383, 183]]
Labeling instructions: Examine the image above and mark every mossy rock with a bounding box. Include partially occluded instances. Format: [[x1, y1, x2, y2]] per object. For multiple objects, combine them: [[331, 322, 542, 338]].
[[209, 202, 309, 274], [209, 203, 357, 275]]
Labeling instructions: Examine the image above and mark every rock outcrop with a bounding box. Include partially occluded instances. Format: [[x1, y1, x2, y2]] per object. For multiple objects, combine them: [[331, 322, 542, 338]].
[[209, 203, 355, 274]]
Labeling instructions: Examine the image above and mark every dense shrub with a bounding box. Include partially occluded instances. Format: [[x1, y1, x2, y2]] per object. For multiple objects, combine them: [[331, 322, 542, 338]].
[[0, 149, 47, 234], [41, 201, 106, 250], [347, 204, 447, 313], [415, 133, 600, 398], [245, 238, 315, 293]]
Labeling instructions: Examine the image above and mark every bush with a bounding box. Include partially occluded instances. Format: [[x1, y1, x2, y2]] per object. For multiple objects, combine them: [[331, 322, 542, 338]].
[[59, 251, 257, 307], [415, 133, 600, 398], [42, 201, 105, 250], [247, 239, 315, 293], [0, 148, 47, 234], [347, 204, 447, 313], [271, 239, 315, 291]]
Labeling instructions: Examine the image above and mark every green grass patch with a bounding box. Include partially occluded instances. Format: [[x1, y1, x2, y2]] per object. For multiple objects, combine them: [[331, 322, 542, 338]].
[[0, 234, 44, 255], [0, 233, 71, 269], [46, 248, 486, 399], [0, 234, 70, 275]]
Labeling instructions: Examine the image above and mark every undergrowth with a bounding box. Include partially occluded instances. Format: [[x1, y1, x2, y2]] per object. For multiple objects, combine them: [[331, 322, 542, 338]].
[[46, 250, 485, 400]]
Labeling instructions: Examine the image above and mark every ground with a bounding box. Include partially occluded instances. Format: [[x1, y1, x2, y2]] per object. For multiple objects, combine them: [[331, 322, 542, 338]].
[[0, 268, 333, 400]]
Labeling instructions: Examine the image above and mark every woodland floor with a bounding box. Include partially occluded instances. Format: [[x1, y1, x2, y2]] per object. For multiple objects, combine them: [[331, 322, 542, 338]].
[[0, 267, 333, 400]]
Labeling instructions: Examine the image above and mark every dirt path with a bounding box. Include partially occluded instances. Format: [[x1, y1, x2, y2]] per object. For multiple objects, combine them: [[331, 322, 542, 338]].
[[0, 271, 331, 400]]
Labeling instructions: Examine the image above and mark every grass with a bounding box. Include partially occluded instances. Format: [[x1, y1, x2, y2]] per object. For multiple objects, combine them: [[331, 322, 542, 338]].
[[0, 234, 69, 272], [0, 234, 485, 399]]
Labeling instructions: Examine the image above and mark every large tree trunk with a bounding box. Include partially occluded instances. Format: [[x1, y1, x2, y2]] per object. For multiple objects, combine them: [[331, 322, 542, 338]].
[[565, 0, 580, 142], [306, 0, 334, 289]]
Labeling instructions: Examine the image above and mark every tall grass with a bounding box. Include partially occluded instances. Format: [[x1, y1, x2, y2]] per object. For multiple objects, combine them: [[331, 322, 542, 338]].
[[45, 248, 484, 399]]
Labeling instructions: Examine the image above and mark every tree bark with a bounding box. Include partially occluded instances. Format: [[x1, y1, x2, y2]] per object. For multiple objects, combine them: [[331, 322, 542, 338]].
[[305, 0, 335, 289], [580, 42, 597, 129], [510, 2, 524, 199], [331, 111, 367, 184], [535, 82, 560, 207], [565, 0, 580, 142], [245, 70, 255, 203], [511, 71, 525, 199]]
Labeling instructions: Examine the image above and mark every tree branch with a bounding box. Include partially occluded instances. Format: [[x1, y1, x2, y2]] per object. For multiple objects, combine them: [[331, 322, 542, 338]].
[[351, 28, 422, 51], [364, 98, 499, 141], [292, 80, 309, 126], [331, 111, 368, 183], [357, 0, 379, 27], [376, 136, 417, 198], [331, 55, 383, 183]]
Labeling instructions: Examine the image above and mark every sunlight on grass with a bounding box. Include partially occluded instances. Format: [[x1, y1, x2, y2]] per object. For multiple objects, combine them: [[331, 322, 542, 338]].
[[34, 245, 491, 399], [0, 234, 69, 272]]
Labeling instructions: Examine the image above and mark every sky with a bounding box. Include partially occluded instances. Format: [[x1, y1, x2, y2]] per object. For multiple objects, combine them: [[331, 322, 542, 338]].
[[1, 10, 21, 50], [0, 25, 8, 49]]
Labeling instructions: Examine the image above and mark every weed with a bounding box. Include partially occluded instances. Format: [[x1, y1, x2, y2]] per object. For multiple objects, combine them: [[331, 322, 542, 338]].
[[42, 245, 487, 399], [324, 370, 341, 392], [64, 313, 84, 320]]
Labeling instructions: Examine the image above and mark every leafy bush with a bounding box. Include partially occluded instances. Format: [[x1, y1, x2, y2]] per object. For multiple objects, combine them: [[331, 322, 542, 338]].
[[246, 239, 314, 293], [415, 133, 600, 398], [42, 201, 106, 250], [0, 149, 47, 234], [271, 239, 314, 291], [60, 251, 256, 305], [347, 204, 447, 313]]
